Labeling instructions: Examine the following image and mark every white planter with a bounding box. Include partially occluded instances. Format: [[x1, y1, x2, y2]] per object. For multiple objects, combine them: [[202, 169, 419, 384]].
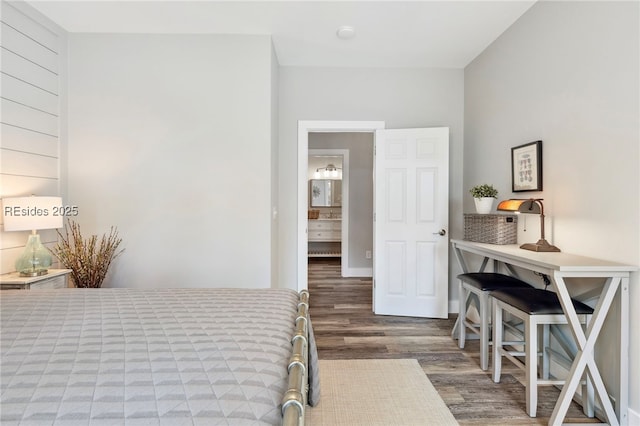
[[474, 197, 495, 214]]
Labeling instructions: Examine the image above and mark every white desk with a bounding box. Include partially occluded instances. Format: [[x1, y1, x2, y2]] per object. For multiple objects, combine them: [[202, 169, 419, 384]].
[[451, 239, 636, 426]]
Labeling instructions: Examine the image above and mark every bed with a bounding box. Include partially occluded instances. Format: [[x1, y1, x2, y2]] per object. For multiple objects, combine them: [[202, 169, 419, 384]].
[[0, 287, 316, 425]]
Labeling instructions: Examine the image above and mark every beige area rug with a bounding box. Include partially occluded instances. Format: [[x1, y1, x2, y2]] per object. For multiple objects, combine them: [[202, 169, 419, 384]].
[[305, 359, 459, 426]]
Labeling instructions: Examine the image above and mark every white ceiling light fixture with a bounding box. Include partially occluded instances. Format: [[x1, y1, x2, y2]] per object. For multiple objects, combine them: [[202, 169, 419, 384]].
[[314, 164, 342, 179], [336, 25, 356, 40]]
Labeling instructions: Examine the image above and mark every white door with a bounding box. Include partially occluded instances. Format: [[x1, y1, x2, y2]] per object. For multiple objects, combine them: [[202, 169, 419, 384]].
[[374, 127, 449, 318]]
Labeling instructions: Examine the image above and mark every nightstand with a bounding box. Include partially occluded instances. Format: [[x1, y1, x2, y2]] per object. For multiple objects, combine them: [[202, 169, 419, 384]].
[[0, 269, 72, 290]]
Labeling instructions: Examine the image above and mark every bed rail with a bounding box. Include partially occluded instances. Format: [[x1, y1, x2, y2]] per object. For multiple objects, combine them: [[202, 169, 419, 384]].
[[281, 289, 310, 426]]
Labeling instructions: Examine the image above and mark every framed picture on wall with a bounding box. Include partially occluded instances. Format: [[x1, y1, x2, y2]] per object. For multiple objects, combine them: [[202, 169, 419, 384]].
[[511, 140, 542, 192]]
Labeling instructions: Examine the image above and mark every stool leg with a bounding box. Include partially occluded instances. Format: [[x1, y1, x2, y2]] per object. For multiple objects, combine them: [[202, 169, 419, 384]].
[[542, 324, 550, 380], [492, 301, 503, 383], [525, 316, 537, 417], [458, 281, 466, 349], [479, 292, 489, 370], [583, 367, 595, 418]]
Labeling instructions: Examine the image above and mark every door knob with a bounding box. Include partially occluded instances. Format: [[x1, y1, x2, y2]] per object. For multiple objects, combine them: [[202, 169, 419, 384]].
[[433, 229, 446, 236]]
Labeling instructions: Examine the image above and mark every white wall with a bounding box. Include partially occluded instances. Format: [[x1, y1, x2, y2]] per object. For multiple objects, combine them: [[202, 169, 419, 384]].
[[464, 1, 639, 420], [270, 42, 280, 287], [67, 33, 277, 289], [278, 67, 464, 294]]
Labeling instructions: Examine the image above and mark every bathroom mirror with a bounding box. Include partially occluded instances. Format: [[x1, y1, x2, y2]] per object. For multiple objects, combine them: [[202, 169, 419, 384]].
[[310, 179, 342, 207]]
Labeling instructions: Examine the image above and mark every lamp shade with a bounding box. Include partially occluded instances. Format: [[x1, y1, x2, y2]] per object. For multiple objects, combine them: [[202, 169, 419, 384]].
[[2, 196, 63, 231], [496, 199, 541, 214]]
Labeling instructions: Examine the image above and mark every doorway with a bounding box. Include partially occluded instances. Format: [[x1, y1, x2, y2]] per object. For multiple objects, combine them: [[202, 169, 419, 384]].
[[299, 121, 451, 320], [308, 150, 347, 268], [297, 121, 385, 292]]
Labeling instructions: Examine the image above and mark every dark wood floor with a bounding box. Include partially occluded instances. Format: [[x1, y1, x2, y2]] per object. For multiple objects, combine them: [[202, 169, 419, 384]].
[[308, 257, 597, 425]]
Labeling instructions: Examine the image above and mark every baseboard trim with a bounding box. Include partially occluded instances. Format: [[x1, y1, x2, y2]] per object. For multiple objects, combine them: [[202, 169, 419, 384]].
[[628, 407, 640, 425], [344, 267, 372, 278], [449, 300, 459, 315]]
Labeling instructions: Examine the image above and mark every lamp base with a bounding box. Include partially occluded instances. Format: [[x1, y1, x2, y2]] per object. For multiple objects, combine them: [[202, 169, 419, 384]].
[[15, 234, 54, 276], [520, 239, 561, 252], [19, 269, 49, 277]]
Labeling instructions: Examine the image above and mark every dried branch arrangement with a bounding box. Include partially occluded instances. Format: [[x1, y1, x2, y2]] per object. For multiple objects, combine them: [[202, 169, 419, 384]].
[[50, 220, 124, 288]]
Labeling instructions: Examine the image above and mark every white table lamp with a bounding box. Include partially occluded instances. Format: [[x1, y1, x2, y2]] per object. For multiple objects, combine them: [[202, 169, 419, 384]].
[[2, 196, 64, 276]]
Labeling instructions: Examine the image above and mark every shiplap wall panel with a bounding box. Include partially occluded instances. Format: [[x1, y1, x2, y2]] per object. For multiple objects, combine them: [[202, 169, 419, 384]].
[[2, 51, 59, 97], [1, 150, 57, 178], [1, 247, 22, 272], [1, 22, 58, 73], [1, 123, 58, 156], [1, 2, 58, 51], [1, 98, 58, 135], [0, 174, 59, 198], [0, 1, 64, 274]]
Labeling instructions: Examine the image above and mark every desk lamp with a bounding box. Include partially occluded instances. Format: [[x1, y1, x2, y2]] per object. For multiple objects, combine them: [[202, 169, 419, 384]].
[[2, 196, 64, 276], [497, 198, 560, 252]]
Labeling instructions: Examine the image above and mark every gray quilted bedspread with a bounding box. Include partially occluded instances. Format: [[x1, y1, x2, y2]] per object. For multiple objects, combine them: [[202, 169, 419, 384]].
[[0, 288, 301, 425]]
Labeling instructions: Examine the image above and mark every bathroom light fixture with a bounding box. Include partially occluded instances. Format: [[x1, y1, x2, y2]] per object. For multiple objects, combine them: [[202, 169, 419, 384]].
[[336, 25, 356, 40], [497, 198, 560, 252], [314, 164, 342, 179], [2, 196, 64, 276]]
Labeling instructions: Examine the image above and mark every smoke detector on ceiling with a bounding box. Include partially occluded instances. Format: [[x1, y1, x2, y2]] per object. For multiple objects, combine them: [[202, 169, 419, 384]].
[[336, 26, 356, 40]]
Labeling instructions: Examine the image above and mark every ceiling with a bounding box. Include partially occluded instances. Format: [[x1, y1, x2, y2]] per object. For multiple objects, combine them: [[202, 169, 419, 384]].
[[27, 1, 537, 68]]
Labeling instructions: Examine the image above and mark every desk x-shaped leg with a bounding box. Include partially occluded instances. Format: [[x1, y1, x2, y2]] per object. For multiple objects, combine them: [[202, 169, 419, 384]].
[[549, 272, 622, 426]]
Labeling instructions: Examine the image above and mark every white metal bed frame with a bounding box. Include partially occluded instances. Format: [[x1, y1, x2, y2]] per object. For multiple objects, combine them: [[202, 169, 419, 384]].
[[281, 289, 310, 426]]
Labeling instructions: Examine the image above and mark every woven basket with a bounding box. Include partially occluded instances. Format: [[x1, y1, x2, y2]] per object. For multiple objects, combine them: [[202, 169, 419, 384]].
[[464, 214, 517, 245], [308, 209, 320, 219]]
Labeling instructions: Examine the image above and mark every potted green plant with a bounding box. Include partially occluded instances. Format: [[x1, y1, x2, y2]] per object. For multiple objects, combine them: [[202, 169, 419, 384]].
[[470, 184, 498, 214]]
